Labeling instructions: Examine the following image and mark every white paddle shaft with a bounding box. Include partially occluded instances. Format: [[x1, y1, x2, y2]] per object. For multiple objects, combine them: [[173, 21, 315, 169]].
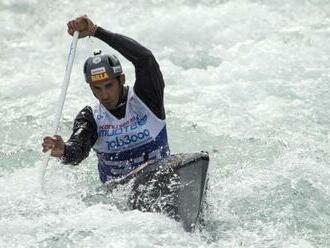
[[40, 31, 80, 191]]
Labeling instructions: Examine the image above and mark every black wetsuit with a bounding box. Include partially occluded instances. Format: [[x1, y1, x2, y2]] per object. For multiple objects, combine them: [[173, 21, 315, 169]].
[[62, 27, 166, 165]]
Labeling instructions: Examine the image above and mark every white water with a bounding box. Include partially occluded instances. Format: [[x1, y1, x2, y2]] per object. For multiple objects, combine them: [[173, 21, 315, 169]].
[[1, 0, 330, 247]]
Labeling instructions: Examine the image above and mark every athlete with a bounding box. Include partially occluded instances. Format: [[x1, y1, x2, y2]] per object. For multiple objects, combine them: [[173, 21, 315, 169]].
[[42, 15, 170, 184]]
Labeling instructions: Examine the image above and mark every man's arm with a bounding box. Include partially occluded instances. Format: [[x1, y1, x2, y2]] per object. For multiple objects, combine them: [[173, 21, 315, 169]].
[[94, 27, 166, 120], [62, 106, 98, 165]]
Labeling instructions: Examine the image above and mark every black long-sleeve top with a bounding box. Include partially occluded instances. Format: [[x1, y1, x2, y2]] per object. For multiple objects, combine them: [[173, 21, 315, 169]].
[[62, 27, 166, 165]]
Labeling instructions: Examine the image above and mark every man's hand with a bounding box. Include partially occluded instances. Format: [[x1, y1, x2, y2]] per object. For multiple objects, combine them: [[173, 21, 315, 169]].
[[42, 135, 65, 157], [67, 15, 97, 38]]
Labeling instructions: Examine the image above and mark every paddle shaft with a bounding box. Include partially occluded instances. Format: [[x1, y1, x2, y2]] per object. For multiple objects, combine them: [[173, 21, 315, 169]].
[[40, 31, 80, 190]]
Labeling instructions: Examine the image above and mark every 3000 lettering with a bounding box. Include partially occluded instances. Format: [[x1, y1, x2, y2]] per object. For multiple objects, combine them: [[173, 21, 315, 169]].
[[106, 129, 150, 149]]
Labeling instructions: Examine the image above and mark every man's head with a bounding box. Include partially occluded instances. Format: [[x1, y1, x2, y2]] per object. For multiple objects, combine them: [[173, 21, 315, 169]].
[[84, 51, 126, 110]]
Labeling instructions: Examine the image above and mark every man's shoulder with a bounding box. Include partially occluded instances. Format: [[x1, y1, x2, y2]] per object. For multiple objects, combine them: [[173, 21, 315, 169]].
[[74, 105, 95, 122], [73, 105, 98, 130], [78, 105, 93, 115]]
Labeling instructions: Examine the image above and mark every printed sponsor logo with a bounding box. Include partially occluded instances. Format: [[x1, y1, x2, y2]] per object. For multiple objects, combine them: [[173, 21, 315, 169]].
[[106, 129, 150, 149], [92, 57, 102, 64], [136, 115, 147, 126], [91, 72, 109, 82], [112, 65, 122, 73], [98, 115, 147, 137], [100, 117, 135, 129], [91, 67, 106, 75]]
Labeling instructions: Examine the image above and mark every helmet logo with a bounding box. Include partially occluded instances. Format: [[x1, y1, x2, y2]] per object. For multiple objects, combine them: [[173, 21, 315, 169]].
[[92, 57, 102, 64], [91, 67, 109, 82], [91, 67, 106, 75], [113, 65, 122, 74], [91, 72, 109, 82]]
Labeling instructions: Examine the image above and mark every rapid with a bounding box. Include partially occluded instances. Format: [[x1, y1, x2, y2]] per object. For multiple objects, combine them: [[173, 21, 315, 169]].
[[0, 0, 329, 247]]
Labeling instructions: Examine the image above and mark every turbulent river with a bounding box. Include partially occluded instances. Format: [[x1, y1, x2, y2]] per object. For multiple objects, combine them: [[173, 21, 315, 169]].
[[1, 0, 330, 247]]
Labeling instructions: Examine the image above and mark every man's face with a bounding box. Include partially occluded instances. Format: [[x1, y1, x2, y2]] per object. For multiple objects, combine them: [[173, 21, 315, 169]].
[[89, 77, 122, 110]]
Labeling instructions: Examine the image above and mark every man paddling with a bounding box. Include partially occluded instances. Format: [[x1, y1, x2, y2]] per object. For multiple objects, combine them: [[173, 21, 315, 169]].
[[42, 15, 170, 183]]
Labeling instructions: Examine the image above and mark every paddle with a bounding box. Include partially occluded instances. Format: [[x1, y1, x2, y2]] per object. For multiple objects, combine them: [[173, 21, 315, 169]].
[[40, 30, 80, 192]]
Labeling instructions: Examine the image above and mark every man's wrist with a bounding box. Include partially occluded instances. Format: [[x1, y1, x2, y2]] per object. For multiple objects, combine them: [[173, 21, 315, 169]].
[[59, 144, 67, 162]]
